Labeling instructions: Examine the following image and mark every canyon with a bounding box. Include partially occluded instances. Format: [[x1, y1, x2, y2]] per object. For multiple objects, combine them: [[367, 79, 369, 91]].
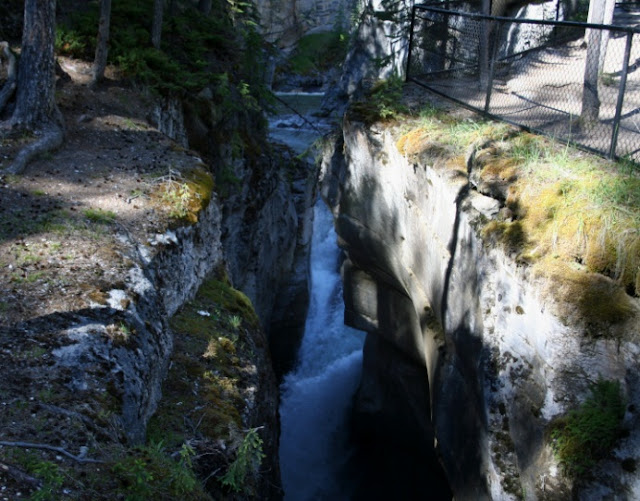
[[1, 0, 639, 499]]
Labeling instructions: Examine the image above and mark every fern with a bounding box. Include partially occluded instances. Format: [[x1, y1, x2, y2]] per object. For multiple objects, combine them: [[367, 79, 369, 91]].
[[220, 427, 266, 493]]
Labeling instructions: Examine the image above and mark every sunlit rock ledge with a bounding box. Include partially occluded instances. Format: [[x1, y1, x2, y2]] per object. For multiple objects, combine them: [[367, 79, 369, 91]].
[[321, 116, 640, 500]]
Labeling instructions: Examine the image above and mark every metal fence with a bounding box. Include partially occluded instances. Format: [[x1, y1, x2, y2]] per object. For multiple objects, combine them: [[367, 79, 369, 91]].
[[406, 2, 640, 161]]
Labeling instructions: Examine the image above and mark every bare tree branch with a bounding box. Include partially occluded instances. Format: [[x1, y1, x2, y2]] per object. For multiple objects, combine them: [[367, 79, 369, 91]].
[[0, 441, 104, 464]]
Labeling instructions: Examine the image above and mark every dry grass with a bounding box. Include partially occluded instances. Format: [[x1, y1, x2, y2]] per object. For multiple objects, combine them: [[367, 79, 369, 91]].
[[394, 99, 639, 330]]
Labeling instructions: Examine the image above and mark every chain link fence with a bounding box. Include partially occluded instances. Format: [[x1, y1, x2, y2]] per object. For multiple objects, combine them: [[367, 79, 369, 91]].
[[406, 1, 640, 161]]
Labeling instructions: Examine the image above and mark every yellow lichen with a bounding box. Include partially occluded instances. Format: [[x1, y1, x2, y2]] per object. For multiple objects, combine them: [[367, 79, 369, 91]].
[[445, 155, 467, 175], [150, 165, 215, 225], [482, 220, 526, 253], [478, 156, 518, 183], [396, 128, 429, 156]]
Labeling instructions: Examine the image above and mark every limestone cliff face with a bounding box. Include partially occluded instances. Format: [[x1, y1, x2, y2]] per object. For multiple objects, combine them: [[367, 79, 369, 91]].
[[130, 95, 315, 495], [333, 0, 412, 99], [47, 183, 225, 446], [321, 118, 640, 499], [255, 0, 355, 47]]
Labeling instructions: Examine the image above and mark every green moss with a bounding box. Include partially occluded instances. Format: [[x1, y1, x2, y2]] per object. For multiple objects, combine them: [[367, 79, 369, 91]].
[[152, 166, 215, 225], [84, 208, 116, 224], [392, 100, 639, 332], [147, 274, 265, 496], [542, 261, 634, 327], [551, 379, 626, 478], [179, 166, 215, 224], [196, 278, 260, 329]]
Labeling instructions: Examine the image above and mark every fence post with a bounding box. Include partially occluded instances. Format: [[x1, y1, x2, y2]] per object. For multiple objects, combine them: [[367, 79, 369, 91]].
[[484, 20, 501, 113], [609, 31, 633, 159], [406, 6, 417, 83]]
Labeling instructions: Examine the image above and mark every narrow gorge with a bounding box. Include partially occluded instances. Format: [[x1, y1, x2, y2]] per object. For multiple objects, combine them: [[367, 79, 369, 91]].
[[1, 0, 639, 499]]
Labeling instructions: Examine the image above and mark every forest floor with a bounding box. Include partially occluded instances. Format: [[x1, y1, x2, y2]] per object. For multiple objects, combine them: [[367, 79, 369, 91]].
[[0, 58, 207, 499], [0, 58, 205, 327]]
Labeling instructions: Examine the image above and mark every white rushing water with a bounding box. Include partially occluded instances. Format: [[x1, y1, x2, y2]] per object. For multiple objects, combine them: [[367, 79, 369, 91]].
[[279, 201, 366, 500]]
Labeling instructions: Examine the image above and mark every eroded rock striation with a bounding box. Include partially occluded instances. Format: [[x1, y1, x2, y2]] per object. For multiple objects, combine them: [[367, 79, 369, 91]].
[[321, 116, 640, 499]]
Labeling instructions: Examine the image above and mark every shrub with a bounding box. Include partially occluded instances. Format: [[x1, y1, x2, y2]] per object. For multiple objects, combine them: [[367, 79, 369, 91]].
[[30, 461, 64, 501], [112, 441, 202, 500], [551, 379, 626, 477], [350, 74, 408, 123]]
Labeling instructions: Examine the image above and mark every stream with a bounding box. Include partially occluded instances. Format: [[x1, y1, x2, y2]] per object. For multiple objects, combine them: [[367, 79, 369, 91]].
[[270, 93, 366, 500]]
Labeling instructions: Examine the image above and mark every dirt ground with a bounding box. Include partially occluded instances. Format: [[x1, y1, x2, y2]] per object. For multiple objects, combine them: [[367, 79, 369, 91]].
[[0, 58, 207, 327]]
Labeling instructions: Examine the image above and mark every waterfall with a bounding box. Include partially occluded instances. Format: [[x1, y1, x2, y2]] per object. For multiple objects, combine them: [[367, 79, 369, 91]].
[[279, 201, 365, 501], [268, 92, 364, 500]]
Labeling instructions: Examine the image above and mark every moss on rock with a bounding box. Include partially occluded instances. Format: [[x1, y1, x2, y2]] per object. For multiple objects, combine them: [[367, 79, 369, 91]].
[[146, 275, 267, 498]]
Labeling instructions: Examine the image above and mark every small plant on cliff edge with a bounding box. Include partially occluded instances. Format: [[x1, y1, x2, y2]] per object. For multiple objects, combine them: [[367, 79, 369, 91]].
[[220, 427, 266, 493], [551, 378, 626, 477], [350, 75, 408, 123]]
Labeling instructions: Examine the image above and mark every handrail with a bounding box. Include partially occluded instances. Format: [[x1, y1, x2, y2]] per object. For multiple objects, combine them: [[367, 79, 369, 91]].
[[413, 3, 640, 34]]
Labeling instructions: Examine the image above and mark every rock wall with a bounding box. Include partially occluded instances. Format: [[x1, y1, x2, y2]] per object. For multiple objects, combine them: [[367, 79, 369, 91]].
[[256, 0, 356, 47], [321, 118, 640, 499], [221, 148, 317, 379], [44, 93, 314, 495], [47, 188, 225, 445], [323, 0, 413, 111], [155, 94, 317, 379]]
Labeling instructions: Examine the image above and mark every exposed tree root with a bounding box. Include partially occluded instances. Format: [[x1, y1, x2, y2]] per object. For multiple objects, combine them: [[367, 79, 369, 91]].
[[3, 121, 64, 174]]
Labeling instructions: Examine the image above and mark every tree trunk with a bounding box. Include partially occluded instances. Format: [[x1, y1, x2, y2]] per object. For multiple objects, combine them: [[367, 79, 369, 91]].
[[581, 0, 606, 123], [478, 0, 492, 88], [198, 0, 212, 15], [5, 0, 64, 174], [598, 0, 616, 71], [92, 0, 112, 85], [0, 42, 17, 114], [151, 0, 164, 49], [11, 0, 58, 130]]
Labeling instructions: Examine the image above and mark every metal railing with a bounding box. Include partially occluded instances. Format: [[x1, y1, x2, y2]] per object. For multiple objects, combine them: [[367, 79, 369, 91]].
[[406, 2, 640, 160]]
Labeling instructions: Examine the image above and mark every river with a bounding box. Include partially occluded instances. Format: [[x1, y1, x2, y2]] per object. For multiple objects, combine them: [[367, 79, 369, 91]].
[[270, 93, 366, 500]]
